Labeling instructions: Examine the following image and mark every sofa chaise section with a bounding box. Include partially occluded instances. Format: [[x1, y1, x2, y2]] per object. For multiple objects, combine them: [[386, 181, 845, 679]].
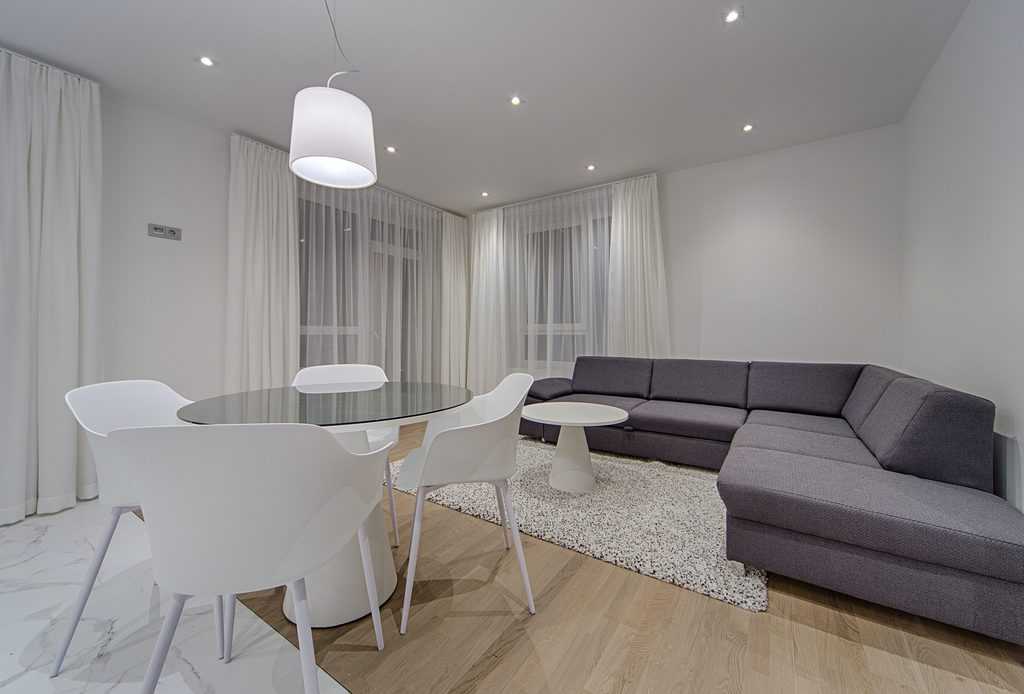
[[719, 364, 1016, 643], [719, 447, 1024, 584], [719, 447, 1024, 644]]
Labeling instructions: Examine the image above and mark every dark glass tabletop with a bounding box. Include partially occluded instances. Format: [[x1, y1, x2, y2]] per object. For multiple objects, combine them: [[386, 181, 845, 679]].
[[178, 381, 473, 427]]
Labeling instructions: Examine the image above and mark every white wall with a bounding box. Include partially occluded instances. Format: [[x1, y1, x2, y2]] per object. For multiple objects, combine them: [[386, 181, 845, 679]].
[[660, 125, 905, 366], [902, 0, 1024, 508], [101, 97, 230, 400]]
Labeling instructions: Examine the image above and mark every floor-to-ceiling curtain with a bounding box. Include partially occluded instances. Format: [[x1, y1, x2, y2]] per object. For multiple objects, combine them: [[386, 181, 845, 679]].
[[299, 181, 466, 384], [469, 185, 612, 391], [467, 209, 511, 393], [608, 174, 670, 356], [0, 48, 102, 525], [440, 212, 469, 386], [467, 174, 668, 392], [224, 134, 300, 392]]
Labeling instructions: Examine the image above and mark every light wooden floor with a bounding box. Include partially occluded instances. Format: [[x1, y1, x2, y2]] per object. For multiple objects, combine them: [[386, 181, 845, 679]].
[[240, 424, 1024, 694]]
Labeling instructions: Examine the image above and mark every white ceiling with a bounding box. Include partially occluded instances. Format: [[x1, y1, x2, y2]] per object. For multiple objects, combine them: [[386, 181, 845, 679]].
[[0, 0, 968, 214]]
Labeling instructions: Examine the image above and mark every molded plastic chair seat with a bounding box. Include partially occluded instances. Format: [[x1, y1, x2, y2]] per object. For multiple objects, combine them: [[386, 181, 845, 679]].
[[110, 423, 392, 694], [398, 373, 537, 634], [58, 381, 233, 676], [293, 364, 401, 546]]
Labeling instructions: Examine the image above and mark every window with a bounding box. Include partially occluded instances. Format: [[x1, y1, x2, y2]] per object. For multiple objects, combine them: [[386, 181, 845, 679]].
[[296, 184, 447, 381], [298, 200, 362, 364], [514, 212, 611, 376]]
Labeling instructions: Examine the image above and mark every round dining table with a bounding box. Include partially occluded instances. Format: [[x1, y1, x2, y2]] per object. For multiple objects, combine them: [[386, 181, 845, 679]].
[[178, 380, 473, 627]]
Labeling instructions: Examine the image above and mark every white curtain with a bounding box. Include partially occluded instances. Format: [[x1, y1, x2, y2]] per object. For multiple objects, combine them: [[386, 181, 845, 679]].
[[469, 185, 612, 391], [608, 175, 670, 356], [440, 212, 469, 386], [298, 182, 467, 384], [0, 49, 102, 525], [467, 209, 511, 393], [467, 174, 668, 392], [224, 134, 300, 392]]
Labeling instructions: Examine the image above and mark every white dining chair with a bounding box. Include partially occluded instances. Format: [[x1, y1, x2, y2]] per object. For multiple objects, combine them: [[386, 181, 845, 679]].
[[57, 381, 231, 676], [109, 423, 391, 694], [396, 373, 535, 634], [292, 364, 401, 547]]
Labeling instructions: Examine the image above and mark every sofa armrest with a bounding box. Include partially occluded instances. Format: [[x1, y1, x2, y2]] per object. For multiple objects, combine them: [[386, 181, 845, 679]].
[[529, 377, 573, 401]]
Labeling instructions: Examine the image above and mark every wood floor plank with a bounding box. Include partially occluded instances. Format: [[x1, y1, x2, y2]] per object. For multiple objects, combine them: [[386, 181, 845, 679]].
[[239, 423, 1024, 693]]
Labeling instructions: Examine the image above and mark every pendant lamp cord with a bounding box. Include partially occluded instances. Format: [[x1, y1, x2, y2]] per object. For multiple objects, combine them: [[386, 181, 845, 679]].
[[323, 0, 360, 87], [324, 0, 351, 63]]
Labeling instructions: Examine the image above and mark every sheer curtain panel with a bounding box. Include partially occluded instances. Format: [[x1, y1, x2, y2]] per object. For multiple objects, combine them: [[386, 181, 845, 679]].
[[608, 175, 670, 357], [467, 209, 510, 392], [468, 186, 612, 391], [440, 212, 469, 386], [299, 182, 467, 384], [224, 135, 300, 392], [467, 175, 669, 393], [1, 49, 102, 525]]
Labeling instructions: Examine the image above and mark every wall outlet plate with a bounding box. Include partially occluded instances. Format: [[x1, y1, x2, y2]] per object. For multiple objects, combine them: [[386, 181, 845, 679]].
[[148, 223, 182, 241]]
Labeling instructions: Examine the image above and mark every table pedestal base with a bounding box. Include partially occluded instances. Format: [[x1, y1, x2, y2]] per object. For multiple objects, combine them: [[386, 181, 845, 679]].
[[282, 499, 398, 628], [548, 426, 595, 493]]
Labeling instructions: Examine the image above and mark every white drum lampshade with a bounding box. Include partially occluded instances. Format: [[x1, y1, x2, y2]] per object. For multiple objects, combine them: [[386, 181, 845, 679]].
[[289, 86, 377, 189]]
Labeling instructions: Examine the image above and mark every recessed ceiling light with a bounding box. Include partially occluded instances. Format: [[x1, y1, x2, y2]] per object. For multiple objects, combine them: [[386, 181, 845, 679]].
[[199, 56, 215, 67], [586, 164, 596, 171], [742, 123, 754, 133], [725, 9, 740, 23], [386, 145, 396, 153], [510, 95, 522, 106], [481, 191, 489, 197]]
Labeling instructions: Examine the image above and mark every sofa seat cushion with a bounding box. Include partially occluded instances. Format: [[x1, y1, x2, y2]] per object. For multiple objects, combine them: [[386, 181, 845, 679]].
[[529, 377, 573, 401], [733, 423, 879, 467], [718, 447, 1024, 583], [628, 400, 747, 442], [548, 393, 645, 427], [746, 410, 856, 438]]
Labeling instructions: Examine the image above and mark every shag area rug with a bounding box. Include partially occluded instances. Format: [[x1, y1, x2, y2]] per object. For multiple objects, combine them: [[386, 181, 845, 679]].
[[391, 437, 768, 612]]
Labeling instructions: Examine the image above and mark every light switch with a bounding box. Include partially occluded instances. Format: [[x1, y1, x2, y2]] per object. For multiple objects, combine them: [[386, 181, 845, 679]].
[[148, 223, 182, 241]]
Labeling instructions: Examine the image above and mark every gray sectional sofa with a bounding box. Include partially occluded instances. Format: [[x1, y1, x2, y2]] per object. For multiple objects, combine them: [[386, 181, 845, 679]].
[[521, 356, 1024, 645]]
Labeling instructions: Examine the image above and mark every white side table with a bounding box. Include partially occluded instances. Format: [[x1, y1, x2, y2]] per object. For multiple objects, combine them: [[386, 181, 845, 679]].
[[522, 402, 628, 493]]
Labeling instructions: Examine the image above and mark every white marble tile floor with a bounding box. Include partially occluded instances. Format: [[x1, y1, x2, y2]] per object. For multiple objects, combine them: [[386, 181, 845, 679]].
[[0, 500, 347, 694]]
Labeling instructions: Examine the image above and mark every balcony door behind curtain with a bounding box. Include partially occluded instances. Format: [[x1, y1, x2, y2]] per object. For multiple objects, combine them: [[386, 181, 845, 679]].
[[505, 188, 612, 378], [298, 181, 448, 383], [468, 174, 669, 392]]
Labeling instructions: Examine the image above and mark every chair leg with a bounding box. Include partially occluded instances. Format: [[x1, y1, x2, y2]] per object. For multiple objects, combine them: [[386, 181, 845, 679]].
[[499, 481, 536, 614], [141, 593, 189, 694], [384, 458, 400, 547], [223, 594, 236, 663], [400, 487, 427, 635], [52, 505, 124, 677], [356, 522, 385, 651], [214, 595, 225, 659], [290, 578, 320, 694], [493, 483, 511, 549]]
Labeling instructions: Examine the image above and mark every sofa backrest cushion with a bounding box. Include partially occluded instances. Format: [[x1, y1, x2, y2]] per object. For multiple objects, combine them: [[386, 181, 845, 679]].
[[841, 364, 910, 430], [571, 356, 653, 398], [650, 359, 749, 408], [858, 377, 995, 492], [747, 362, 863, 416]]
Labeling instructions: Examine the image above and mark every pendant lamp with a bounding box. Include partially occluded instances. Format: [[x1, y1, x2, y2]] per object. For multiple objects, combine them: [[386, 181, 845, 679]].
[[289, 71, 377, 189]]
